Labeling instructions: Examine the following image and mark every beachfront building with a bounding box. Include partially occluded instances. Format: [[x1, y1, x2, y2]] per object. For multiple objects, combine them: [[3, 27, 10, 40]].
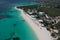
[[27, 9, 38, 18], [27, 9, 37, 15], [37, 12, 49, 19], [27, 9, 32, 15], [27, 8, 56, 26]]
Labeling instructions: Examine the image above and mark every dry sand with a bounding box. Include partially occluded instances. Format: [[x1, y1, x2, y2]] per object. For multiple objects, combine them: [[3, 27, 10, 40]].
[[15, 7, 53, 40]]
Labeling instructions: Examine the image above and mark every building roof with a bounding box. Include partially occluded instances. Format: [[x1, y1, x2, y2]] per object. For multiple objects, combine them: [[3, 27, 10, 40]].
[[38, 12, 45, 15]]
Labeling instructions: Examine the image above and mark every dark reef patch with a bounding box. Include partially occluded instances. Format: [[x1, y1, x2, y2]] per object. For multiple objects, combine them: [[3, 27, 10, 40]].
[[0, 14, 13, 20], [13, 37, 20, 40]]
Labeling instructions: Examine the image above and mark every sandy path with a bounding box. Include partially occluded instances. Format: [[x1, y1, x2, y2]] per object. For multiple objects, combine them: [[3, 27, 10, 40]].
[[15, 8, 53, 40]]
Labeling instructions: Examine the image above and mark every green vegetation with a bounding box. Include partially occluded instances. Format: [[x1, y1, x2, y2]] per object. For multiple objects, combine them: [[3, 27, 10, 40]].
[[39, 7, 60, 16], [17, 4, 38, 12], [55, 22, 60, 29], [57, 38, 60, 40], [17, 4, 60, 16], [51, 33, 56, 37]]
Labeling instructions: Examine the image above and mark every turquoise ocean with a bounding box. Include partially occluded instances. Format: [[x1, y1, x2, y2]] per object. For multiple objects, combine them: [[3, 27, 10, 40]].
[[0, 1, 39, 40]]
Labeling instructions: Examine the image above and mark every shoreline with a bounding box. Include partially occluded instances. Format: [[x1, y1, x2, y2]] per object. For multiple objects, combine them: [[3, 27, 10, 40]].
[[15, 7, 53, 40]]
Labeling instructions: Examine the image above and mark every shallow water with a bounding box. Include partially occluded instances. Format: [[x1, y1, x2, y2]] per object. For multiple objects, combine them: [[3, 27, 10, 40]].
[[0, 6, 38, 40]]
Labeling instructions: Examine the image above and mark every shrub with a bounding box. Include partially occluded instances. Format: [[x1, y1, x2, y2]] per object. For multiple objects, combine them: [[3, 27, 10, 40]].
[[51, 33, 55, 37], [57, 38, 60, 40]]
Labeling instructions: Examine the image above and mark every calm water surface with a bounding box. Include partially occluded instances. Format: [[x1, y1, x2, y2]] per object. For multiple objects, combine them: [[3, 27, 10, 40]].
[[0, 1, 39, 40]]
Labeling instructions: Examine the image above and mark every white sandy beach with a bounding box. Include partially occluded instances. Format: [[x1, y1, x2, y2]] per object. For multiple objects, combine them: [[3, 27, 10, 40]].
[[15, 7, 53, 40]]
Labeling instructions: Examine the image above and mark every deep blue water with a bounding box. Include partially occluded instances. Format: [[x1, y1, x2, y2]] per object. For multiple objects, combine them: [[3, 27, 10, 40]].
[[0, 0, 39, 40], [0, 0, 38, 12]]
